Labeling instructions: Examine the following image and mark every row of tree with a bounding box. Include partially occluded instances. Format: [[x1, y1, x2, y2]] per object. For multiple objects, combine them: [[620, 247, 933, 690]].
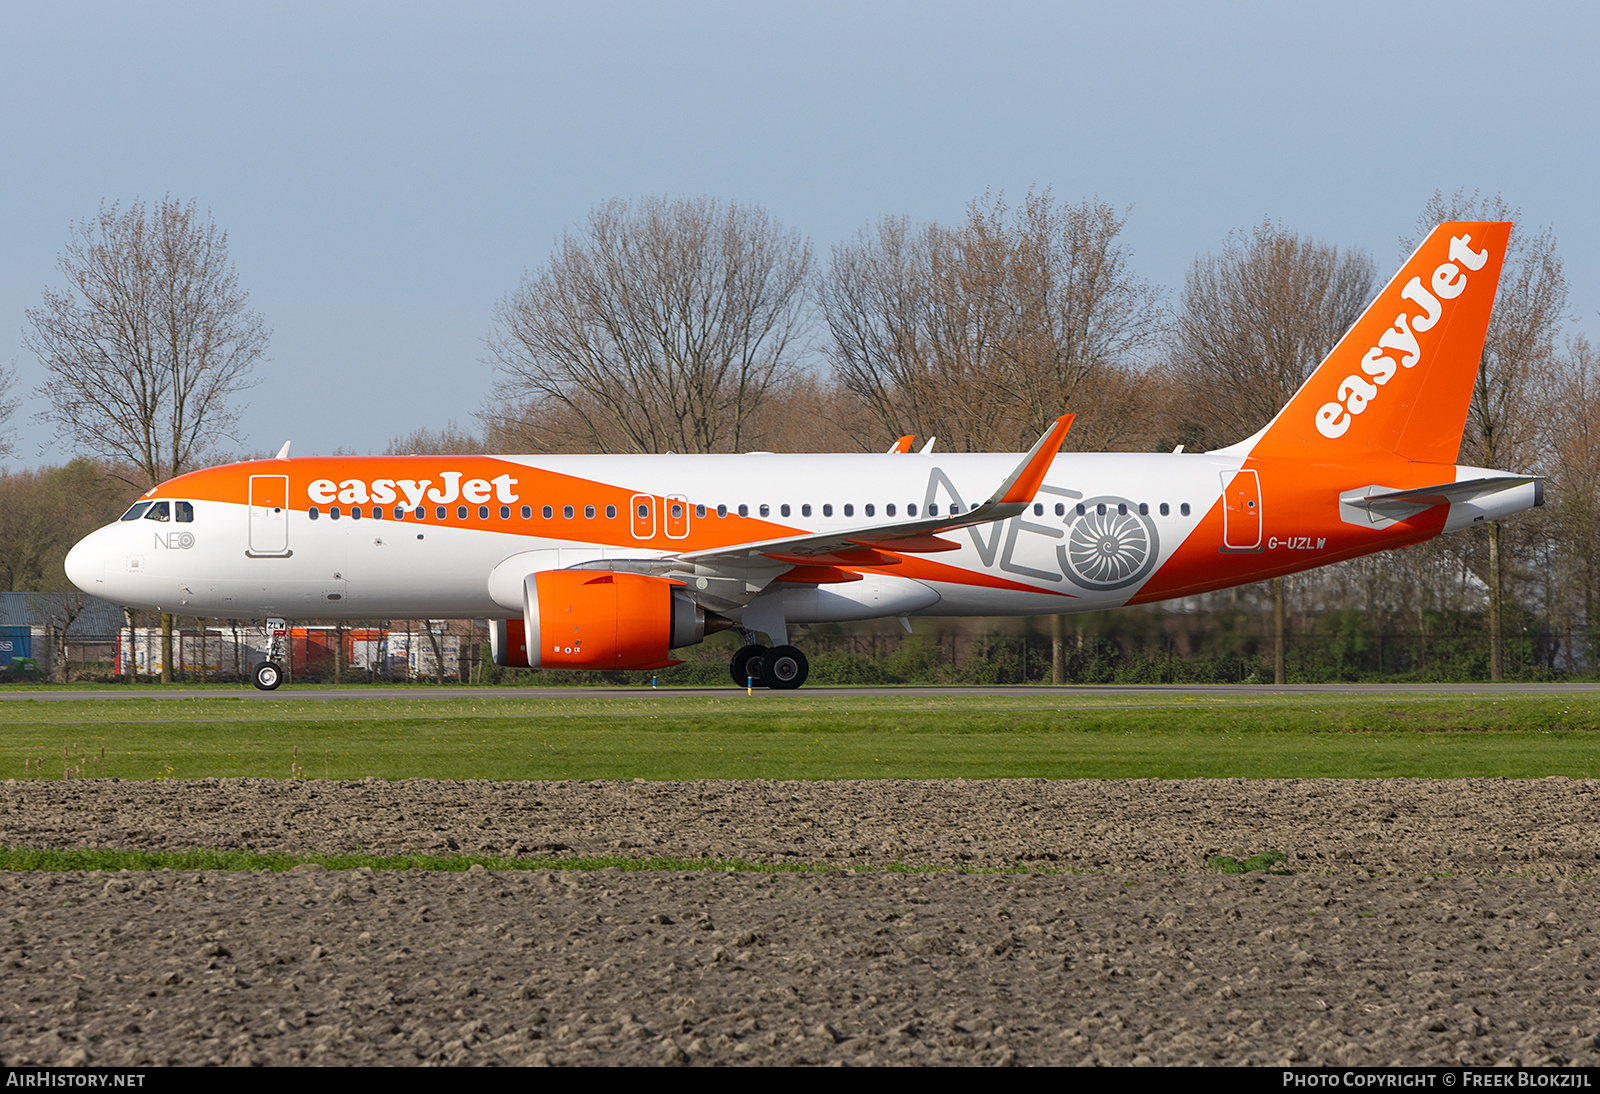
[[4, 191, 1593, 681]]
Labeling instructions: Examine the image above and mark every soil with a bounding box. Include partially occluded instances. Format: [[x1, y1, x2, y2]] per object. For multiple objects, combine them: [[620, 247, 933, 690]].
[[1, 777, 1598, 1066]]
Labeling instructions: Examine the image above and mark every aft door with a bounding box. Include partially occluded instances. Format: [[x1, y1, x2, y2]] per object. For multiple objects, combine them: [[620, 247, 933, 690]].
[[1221, 469, 1262, 551], [249, 475, 290, 556]]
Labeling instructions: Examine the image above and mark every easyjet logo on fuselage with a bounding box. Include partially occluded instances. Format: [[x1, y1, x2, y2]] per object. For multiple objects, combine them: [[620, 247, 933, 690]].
[[1315, 233, 1491, 439], [307, 471, 521, 508]]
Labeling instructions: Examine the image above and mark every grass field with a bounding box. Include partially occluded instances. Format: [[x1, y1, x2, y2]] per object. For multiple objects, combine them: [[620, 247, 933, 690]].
[[3, 689, 1598, 781]]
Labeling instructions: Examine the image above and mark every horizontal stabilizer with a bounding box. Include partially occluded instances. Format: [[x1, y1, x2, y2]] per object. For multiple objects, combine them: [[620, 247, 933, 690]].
[[1344, 476, 1541, 514], [1339, 475, 1543, 529]]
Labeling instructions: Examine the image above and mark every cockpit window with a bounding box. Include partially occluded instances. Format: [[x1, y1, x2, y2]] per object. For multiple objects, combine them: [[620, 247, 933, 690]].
[[120, 502, 153, 521], [175, 501, 194, 523], [143, 501, 171, 522]]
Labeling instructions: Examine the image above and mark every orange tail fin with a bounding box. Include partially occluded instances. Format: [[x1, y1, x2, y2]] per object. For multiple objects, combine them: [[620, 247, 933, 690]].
[[1245, 221, 1510, 464]]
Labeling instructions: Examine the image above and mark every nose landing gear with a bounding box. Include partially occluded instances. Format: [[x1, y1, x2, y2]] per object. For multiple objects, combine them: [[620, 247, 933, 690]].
[[253, 661, 283, 691], [253, 617, 286, 691]]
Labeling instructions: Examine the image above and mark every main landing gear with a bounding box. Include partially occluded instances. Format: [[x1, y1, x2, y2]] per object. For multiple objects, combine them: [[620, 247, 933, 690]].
[[730, 643, 810, 690]]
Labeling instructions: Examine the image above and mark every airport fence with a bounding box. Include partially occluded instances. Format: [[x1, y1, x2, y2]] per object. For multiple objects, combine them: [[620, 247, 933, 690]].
[[10, 615, 1596, 686]]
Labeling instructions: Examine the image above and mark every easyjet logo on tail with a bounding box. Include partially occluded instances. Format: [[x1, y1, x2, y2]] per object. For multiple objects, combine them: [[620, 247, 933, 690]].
[[1315, 233, 1491, 439]]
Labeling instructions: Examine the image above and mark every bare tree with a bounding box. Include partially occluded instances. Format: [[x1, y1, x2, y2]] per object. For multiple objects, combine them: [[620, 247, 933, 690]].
[[1170, 220, 1376, 682], [1538, 336, 1599, 671], [487, 196, 813, 455], [0, 362, 17, 458], [822, 192, 1163, 453], [1170, 219, 1376, 451], [1404, 191, 1567, 680], [0, 459, 133, 594], [26, 198, 269, 680]]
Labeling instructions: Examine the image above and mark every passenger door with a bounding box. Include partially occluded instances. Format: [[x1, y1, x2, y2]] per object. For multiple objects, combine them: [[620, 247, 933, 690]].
[[248, 475, 291, 556], [1220, 469, 1262, 551]]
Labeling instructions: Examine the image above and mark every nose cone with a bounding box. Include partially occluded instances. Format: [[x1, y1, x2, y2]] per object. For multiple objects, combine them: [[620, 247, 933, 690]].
[[64, 533, 104, 595]]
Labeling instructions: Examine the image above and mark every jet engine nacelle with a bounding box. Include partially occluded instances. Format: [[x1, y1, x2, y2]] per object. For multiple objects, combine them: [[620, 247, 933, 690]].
[[488, 569, 726, 670]]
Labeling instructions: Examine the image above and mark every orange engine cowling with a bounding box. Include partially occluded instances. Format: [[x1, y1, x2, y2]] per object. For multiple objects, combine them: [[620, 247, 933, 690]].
[[489, 570, 721, 670]]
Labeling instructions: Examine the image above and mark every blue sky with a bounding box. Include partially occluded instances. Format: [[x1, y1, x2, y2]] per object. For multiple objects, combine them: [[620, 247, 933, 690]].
[[3, 1, 1596, 463]]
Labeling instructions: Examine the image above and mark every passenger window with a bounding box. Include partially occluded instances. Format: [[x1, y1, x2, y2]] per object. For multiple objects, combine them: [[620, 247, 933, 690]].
[[780, 503, 790, 517], [1055, 503, 1065, 516], [395, 507, 406, 520], [542, 506, 553, 519], [927, 504, 938, 516], [435, 506, 446, 520], [758, 504, 769, 518], [457, 506, 468, 520], [1096, 503, 1106, 516], [844, 504, 854, 517], [351, 507, 362, 520], [738, 504, 749, 517], [331, 507, 342, 520], [1138, 503, 1148, 516], [802, 504, 812, 517], [822, 504, 833, 517], [414, 507, 425, 520], [144, 502, 171, 522], [607, 505, 618, 518], [695, 504, 706, 519], [476, 506, 486, 519], [1117, 503, 1127, 515], [1032, 503, 1042, 516], [1076, 504, 1086, 516], [309, 507, 320, 520], [120, 502, 153, 521], [716, 504, 727, 518], [1160, 502, 1170, 516], [500, 506, 510, 519], [864, 504, 874, 517], [563, 505, 574, 519], [950, 504, 961, 515], [886, 503, 895, 517], [521, 505, 532, 519], [585, 505, 595, 518], [175, 501, 194, 522], [1181, 502, 1191, 516], [907, 503, 917, 517], [670, 503, 683, 519]]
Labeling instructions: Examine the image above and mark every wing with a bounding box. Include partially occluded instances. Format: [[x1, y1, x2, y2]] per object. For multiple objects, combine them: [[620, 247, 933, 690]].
[[675, 414, 1074, 567], [563, 416, 1075, 610]]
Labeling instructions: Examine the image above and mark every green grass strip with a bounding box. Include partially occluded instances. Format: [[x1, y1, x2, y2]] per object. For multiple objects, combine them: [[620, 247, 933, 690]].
[[5, 693, 1598, 780]]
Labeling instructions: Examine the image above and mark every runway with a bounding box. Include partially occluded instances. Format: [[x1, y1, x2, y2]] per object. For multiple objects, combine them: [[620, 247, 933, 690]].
[[4, 682, 1598, 701]]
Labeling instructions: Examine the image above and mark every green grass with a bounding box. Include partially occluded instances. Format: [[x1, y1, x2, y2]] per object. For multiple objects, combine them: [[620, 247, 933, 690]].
[[2, 691, 1597, 781]]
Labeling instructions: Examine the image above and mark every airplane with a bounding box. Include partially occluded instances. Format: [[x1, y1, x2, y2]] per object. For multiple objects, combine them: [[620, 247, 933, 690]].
[[64, 221, 1541, 691]]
